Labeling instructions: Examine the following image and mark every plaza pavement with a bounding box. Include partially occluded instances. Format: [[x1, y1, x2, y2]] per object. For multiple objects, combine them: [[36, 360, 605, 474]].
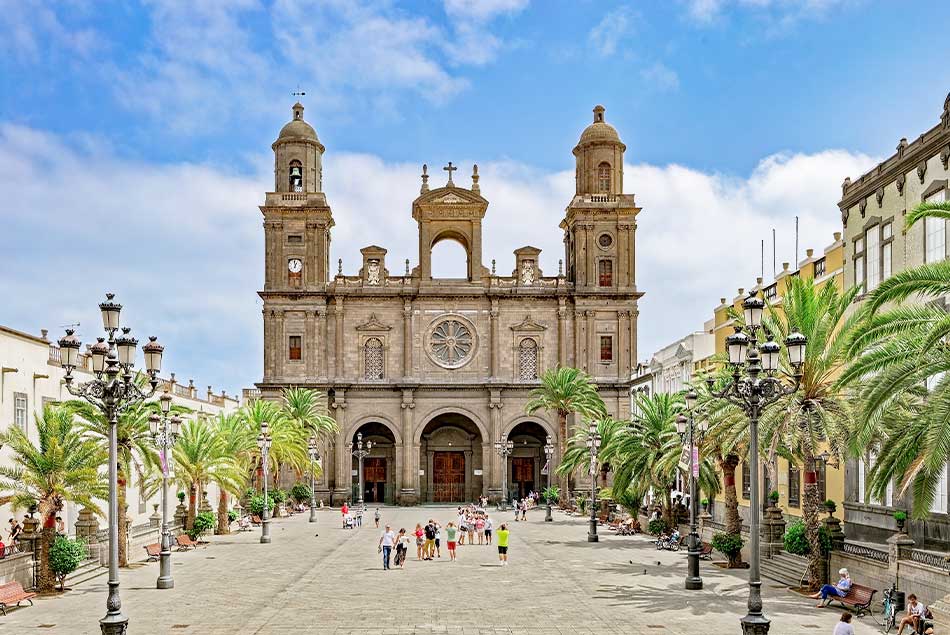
[[1, 507, 881, 634]]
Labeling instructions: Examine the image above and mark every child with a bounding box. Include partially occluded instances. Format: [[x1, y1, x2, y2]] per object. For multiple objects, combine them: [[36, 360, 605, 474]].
[[374, 508, 381, 528]]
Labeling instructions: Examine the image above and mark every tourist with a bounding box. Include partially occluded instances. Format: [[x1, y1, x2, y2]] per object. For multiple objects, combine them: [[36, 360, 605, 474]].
[[484, 515, 493, 544], [423, 519, 437, 560], [355, 507, 363, 528], [55, 516, 66, 536], [496, 523, 510, 565], [414, 523, 424, 560], [832, 612, 854, 635], [341, 501, 349, 528], [466, 514, 476, 544], [457, 515, 467, 546], [897, 594, 927, 634], [434, 521, 442, 558], [396, 528, 412, 569], [475, 514, 485, 545], [7, 518, 21, 551], [445, 522, 458, 561], [374, 507, 381, 528], [378, 524, 395, 570], [520, 498, 527, 521], [810, 568, 852, 607]]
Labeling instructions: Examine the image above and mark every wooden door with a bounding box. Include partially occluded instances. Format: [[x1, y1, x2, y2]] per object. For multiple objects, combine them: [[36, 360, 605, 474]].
[[433, 451, 465, 502], [512, 457, 535, 499], [363, 458, 386, 503]]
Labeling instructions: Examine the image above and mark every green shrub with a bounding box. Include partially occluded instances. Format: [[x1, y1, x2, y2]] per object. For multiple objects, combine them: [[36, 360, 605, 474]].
[[49, 536, 87, 590], [893, 510, 907, 521], [711, 532, 744, 559], [614, 489, 641, 516], [188, 511, 216, 540], [647, 518, 668, 536], [227, 509, 238, 523], [271, 489, 288, 505], [290, 483, 312, 504], [783, 520, 831, 556], [248, 494, 275, 517], [176, 491, 186, 503], [768, 490, 780, 502], [700, 498, 709, 506], [542, 486, 560, 504]]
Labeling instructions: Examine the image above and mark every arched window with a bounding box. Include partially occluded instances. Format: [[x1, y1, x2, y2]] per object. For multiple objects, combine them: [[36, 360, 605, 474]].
[[289, 160, 303, 192], [519, 338, 538, 380], [363, 337, 384, 380], [597, 162, 611, 193]]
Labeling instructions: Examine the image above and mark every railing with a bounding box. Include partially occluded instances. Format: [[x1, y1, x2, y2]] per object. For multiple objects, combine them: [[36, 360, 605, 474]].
[[585, 194, 617, 203], [909, 548, 950, 572], [49, 346, 62, 363], [280, 193, 307, 201], [842, 541, 889, 564], [243, 389, 261, 403], [173, 384, 192, 398]]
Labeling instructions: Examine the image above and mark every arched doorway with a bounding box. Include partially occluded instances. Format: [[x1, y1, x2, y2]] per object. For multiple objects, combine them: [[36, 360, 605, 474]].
[[506, 421, 549, 501], [419, 413, 484, 503], [351, 422, 397, 504]]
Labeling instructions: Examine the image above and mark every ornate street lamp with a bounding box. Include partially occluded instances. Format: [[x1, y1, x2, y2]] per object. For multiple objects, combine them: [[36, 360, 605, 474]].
[[58, 293, 164, 635], [308, 436, 320, 523], [544, 435, 555, 522], [148, 392, 181, 590], [258, 422, 273, 544], [585, 422, 602, 542], [676, 390, 709, 590], [708, 292, 807, 635], [493, 438, 514, 511], [350, 432, 372, 507]]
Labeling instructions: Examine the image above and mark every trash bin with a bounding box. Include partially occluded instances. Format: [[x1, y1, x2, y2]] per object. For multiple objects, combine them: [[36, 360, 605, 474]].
[[894, 590, 906, 612]]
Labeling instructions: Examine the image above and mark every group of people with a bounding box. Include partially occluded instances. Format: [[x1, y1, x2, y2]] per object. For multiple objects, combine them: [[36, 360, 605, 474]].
[[818, 568, 935, 635], [376, 504, 511, 571], [2, 516, 69, 556]]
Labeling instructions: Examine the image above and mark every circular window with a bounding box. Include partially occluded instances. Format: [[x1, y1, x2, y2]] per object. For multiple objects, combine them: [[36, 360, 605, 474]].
[[598, 233, 613, 249], [426, 316, 477, 369]]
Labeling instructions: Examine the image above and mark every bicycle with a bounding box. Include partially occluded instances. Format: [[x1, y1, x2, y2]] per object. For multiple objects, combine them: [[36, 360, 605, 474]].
[[881, 583, 897, 633], [654, 533, 682, 551]]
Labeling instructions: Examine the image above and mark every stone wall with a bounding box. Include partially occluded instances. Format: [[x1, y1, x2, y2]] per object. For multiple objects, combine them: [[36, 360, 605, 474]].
[[0, 553, 33, 590]]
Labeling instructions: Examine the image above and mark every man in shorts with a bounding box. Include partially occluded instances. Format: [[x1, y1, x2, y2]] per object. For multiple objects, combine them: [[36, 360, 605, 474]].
[[484, 515, 493, 544], [496, 523, 510, 565], [423, 519, 437, 560]]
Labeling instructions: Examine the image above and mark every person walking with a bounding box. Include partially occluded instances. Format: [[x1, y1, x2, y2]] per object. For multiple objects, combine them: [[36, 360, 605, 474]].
[[832, 612, 854, 635], [423, 519, 437, 560], [520, 499, 527, 521], [445, 522, 458, 561], [496, 523, 510, 566], [374, 508, 381, 528], [414, 523, 424, 560], [394, 528, 411, 569], [378, 524, 395, 570], [434, 521, 442, 558], [341, 501, 349, 528]]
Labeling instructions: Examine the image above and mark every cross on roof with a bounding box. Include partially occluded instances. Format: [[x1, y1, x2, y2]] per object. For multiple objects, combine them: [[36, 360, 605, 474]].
[[443, 162, 457, 185]]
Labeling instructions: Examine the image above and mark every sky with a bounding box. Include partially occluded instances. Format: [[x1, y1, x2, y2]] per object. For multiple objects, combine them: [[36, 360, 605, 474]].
[[1, 0, 948, 396]]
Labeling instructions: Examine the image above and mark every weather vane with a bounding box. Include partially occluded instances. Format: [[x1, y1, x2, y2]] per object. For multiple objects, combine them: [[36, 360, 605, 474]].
[[292, 85, 306, 98]]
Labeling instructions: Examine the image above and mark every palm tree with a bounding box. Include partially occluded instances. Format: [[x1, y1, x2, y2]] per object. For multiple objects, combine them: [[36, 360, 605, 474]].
[[840, 199, 950, 517], [525, 367, 606, 495], [240, 399, 308, 490], [604, 392, 719, 528], [0, 405, 107, 591], [757, 275, 861, 589], [280, 387, 337, 488], [66, 379, 160, 567], [210, 412, 254, 534], [172, 419, 224, 530]]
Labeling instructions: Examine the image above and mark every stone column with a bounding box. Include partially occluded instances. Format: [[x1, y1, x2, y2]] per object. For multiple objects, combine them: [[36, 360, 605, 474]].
[[618, 223, 630, 287], [402, 300, 413, 378], [306, 310, 318, 379], [305, 222, 319, 286], [887, 531, 915, 582], [557, 300, 567, 366], [617, 310, 629, 380], [275, 310, 285, 379], [318, 307, 329, 379], [489, 299, 499, 378], [586, 310, 595, 373], [574, 310, 585, 373], [331, 389, 349, 505], [760, 500, 786, 557], [333, 298, 345, 379], [488, 394, 503, 501], [400, 389, 417, 504], [75, 506, 100, 544], [824, 510, 845, 551], [464, 450, 473, 502], [149, 504, 161, 529], [263, 309, 274, 381]]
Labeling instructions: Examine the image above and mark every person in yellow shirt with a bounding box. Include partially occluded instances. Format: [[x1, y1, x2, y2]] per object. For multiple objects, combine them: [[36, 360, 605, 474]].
[[496, 523, 510, 566]]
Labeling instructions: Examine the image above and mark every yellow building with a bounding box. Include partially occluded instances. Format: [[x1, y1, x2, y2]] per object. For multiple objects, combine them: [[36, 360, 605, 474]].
[[708, 232, 845, 524]]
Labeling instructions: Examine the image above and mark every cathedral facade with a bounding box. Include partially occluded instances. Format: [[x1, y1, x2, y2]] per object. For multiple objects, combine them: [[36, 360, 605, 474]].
[[257, 103, 643, 505]]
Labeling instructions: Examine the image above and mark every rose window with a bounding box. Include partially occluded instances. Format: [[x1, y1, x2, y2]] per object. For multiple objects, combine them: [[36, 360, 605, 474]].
[[429, 319, 475, 368]]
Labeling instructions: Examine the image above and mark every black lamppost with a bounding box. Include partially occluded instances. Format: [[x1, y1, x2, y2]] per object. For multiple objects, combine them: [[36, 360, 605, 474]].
[[58, 293, 165, 635], [494, 439, 514, 510], [585, 422, 602, 543], [308, 437, 319, 523], [708, 292, 807, 635], [676, 390, 708, 591], [148, 392, 181, 590], [350, 432, 372, 507], [544, 435, 555, 522], [258, 422, 272, 544]]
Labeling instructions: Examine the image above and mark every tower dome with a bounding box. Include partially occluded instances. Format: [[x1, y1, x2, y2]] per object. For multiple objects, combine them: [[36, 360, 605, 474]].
[[272, 102, 325, 193], [572, 105, 626, 196]]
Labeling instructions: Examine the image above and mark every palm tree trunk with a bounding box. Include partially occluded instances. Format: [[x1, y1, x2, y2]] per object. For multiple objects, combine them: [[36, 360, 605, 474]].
[[117, 469, 129, 567], [803, 456, 824, 590], [662, 487, 674, 529], [186, 483, 197, 530], [37, 516, 57, 592], [557, 410, 569, 498], [720, 454, 742, 535], [216, 489, 229, 535]]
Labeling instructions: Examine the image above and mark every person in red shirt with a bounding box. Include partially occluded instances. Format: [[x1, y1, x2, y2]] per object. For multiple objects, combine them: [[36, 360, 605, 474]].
[[341, 501, 349, 528]]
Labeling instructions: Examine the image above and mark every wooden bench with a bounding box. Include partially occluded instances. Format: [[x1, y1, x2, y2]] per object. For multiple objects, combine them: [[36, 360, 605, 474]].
[[0, 581, 36, 616], [826, 583, 877, 616], [250, 515, 263, 526], [143, 542, 161, 562], [175, 534, 198, 551], [698, 542, 713, 559]]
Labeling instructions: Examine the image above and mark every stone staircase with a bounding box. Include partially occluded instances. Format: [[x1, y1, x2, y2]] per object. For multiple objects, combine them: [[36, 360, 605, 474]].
[[65, 558, 108, 588], [761, 551, 810, 587]]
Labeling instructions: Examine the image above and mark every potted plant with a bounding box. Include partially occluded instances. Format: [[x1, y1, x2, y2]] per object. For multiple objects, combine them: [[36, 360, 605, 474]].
[[177, 491, 186, 504], [893, 510, 907, 532], [823, 499, 837, 516], [768, 490, 780, 507], [700, 497, 710, 513]]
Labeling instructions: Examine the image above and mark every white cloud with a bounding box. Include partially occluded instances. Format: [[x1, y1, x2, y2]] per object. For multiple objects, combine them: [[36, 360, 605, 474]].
[[0, 123, 875, 392], [588, 6, 637, 57], [640, 62, 680, 91], [442, 0, 530, 66], [683, 0, 856, 29], [0, 0, 100, 62]]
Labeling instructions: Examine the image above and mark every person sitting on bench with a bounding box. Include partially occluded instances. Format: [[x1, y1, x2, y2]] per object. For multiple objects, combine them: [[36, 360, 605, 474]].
[[810, 568, 852, 607]]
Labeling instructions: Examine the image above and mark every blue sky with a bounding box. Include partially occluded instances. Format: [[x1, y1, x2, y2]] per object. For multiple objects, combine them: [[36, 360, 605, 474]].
[[1, 0, 948, 395]]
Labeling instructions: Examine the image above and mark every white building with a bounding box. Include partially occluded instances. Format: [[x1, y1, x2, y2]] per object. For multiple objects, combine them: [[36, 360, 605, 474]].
[[0, 323, 241, 534], [631, 322, 715, 413]]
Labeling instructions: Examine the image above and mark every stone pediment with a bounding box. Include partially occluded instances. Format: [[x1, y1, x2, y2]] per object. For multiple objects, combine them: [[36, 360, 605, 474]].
[[415, 185, 485, 206], [355, 313, 392, 331], [510, 315, 547, 332]]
